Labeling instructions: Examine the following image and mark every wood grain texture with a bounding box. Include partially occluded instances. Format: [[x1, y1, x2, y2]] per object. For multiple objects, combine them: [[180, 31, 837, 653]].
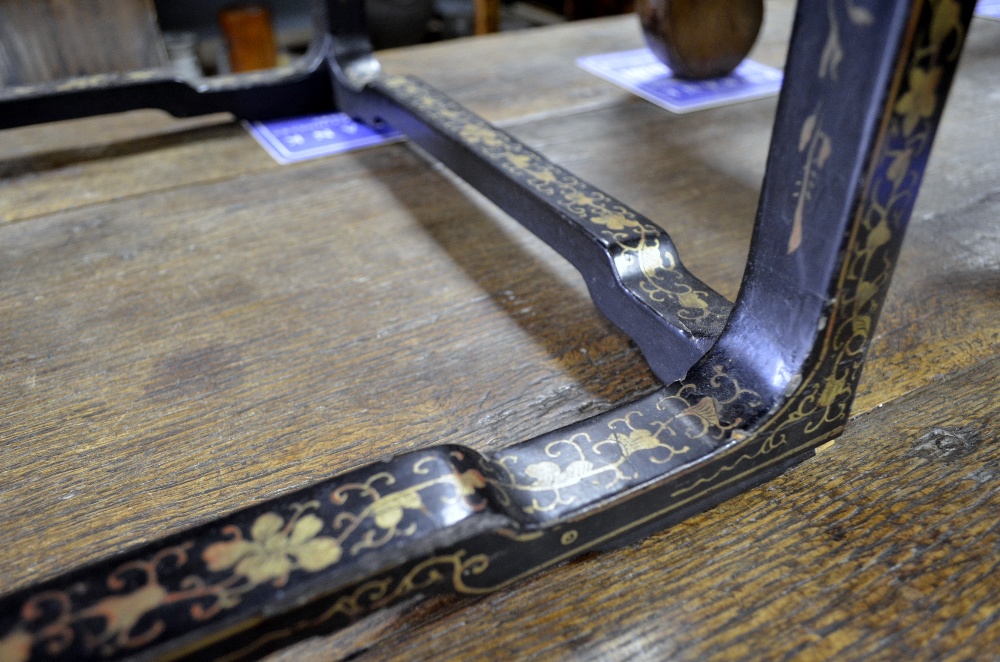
[[0, 0, 167, 86], [0, 4, 998, 660]]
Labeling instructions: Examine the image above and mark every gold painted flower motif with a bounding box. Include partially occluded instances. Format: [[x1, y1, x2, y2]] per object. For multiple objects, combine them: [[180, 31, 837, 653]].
[[817, 372, 849, 408], [589, 209, 642, 232], [895, 66, 942, 136], [203, 511, 342, 586], [524, 459, 594, 489], [674, 288, 709, 312], [886, 148, 912, 186], [681, 397, 722, 428], [0, 629, 32, 662], [459, 124, 507, 149], [455, 469, 487, 496], [604, 428, 690, 464], [368, 490, 424, 531]]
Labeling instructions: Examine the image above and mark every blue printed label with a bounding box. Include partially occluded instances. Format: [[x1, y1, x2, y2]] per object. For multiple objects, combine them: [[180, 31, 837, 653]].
[[576, 49, 783, 114], [245, 113, 402, 164], [977, 0, 1000, 19]]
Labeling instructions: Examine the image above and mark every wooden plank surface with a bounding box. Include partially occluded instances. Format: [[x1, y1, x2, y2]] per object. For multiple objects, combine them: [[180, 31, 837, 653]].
[[1, 5, 998, 660]]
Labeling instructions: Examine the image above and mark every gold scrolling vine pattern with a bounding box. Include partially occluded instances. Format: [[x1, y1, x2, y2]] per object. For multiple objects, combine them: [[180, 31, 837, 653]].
[[212, 551, 490, 662], [782, 0, 965, 431], [0, 462, 490, 662], [379, 75, 728, 333], [0, 360, 764, 661], [488, 365, 763, 516], [675, 0, 969, 497]]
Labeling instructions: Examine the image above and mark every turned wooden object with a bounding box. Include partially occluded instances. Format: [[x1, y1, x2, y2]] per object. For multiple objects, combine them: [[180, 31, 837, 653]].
[[638, 0, 764, 79]]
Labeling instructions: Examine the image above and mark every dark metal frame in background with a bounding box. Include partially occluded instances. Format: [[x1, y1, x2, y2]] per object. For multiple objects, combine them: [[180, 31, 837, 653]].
[[0, 1, 976, 659]]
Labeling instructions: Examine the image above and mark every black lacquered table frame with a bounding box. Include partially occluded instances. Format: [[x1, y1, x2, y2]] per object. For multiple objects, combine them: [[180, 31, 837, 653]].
[[0, 1, 977, 660]]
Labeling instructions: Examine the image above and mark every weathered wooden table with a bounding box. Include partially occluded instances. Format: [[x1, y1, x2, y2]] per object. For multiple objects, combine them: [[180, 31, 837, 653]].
[[2, 5, 999, 659]]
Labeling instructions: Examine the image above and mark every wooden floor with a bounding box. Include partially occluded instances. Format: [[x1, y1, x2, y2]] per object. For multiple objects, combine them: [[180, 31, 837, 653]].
[[2, 4, 999, 660]]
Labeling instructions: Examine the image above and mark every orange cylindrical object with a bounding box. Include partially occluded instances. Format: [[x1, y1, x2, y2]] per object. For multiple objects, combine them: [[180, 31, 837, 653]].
[[219, 6, 278, 72]]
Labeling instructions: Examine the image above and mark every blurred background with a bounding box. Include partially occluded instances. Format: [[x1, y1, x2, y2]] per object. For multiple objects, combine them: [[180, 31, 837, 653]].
[[154, 0, 633, 74], [0, 0, 633, 86]]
